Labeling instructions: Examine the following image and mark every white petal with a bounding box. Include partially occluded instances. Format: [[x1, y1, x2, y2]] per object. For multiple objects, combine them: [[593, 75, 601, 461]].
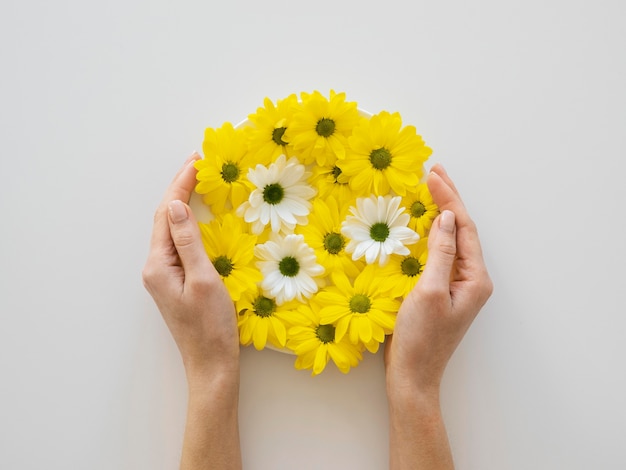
[[364, 243, 381, 264]]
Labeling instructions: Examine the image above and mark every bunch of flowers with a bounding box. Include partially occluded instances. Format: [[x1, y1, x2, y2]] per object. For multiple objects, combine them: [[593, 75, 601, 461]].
[[194, 90, 438, 375]]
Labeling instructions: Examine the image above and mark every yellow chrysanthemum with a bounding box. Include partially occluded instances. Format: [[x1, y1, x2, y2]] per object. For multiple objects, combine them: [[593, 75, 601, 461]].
[[296, 196, 363, 279], [402, 183, 439, 237], [286, 301, 363, 376], [199, 213, 262, 301], [284, 90, 360, 167], [340, 111, 432, 197], [246, 94, 298, 162], [309, 162, 354, 202], [376, 238, 429, 298], [194, 122, 260, 214], [317, 269, 400, 353], [236, 288, 300, 350]]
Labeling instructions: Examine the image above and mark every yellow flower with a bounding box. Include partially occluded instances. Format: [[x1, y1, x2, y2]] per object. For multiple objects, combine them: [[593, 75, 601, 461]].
[[309, 162, 354, 202], [296, 196, 363, 279], [246, 94, 298, 162], [317, 269, 400, 352], [376, 238, 429, 298], [199, 213, 262, 301], [284, 90, 360, 167], [402, 183, 439, 237], [340, 111, 432, 197], [237, 288, 300, 350], [194, 122, 259, 214], [286, 301, 363, 376]]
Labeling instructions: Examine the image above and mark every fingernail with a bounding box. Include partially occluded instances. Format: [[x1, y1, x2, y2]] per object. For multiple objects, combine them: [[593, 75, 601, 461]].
[[185, 151, 200, 165], [439, 210, 455, 232], [168, 200, 189, 224]]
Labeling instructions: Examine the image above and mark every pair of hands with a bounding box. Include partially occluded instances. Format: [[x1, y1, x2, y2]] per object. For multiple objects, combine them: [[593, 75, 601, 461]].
[[142, 152, 493, 469], [142, 152, 492, 387]]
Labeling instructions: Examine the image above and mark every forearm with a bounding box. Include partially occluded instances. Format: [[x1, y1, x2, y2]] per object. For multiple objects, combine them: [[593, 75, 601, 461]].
[[181, 370, 242, 470], [387, 386, 454, 470]]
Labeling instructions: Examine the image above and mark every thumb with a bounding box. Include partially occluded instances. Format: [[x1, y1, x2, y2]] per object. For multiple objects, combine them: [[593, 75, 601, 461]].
[[420, 210, 457, 287], [168, 200, 213, 281]]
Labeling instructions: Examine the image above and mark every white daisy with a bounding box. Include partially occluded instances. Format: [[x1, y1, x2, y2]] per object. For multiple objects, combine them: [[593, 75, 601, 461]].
[[341, 195, 419, 266], [237, 154, 316, 234], [255, 234, 325, 305]]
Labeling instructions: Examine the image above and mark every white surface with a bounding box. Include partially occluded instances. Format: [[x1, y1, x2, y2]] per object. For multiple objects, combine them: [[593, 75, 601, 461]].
[[1, 0, 625, 468]]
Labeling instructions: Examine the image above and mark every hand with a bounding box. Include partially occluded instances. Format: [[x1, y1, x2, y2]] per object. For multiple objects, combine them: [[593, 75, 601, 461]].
[[142, 153, 242, 469], [384, 164, 493, 469], [385, 164, 493, 394], [142, 152, 239, 379]]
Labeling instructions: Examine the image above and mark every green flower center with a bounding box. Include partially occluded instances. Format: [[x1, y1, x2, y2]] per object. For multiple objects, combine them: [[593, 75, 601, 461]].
[[323, 232, 345, 255], [316, 324, 335, 344], [370, 222, 390, 242], [253, 296, 276, 318], [369, 147, 392, 170], [263, 183, 284, 205], [316, 118, 336, 138], [411, 201, 426, 218], [278, 256, 300, 277], [331, 165, 345, 184], [213, 255, 233, 277], [401, 256, 423, 277], [349, 294, 371, 314], [221, 162, 240, 183], [272, 127, 288, 146]]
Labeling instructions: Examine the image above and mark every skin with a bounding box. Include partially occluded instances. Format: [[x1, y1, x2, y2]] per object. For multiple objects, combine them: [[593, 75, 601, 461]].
[[142, 153, 242, 470], [384, 163, 493, 469], [142, 155, 492, 470]]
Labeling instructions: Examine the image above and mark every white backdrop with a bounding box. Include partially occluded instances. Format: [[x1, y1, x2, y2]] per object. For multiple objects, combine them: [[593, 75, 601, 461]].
[[1, 0, 625, 468]]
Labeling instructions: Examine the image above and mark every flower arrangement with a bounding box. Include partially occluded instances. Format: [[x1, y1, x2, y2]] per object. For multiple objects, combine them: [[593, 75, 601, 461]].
[[194, 90, 438, 375]]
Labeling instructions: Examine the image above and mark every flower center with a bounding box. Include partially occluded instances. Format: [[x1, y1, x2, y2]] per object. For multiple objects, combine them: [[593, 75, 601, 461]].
[[272, 127, 288, 146], [411, 201, 426, 218], [349, 294, 371, 314], [369, 222, 390, 242], [316, 324, 335, 344], [278, 256, 300, 277], [316, 118, 336, 138], [331, 165, 345, 184], [263, 183, 285, 205], [401, 256, 423, 277], [369, 147, 392, 170], [221, 162, 240, 183], [213, 255, 234, 277], [323, 232, 345, 254], [253, 296, 276, 318]]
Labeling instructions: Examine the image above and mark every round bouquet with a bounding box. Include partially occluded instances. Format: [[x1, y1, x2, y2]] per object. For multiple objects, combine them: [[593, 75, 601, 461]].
[[192, 90, 438, 375]]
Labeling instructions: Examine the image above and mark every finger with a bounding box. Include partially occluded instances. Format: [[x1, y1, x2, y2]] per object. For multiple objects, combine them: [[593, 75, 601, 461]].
[[150, 153, 201, 253], [167, 200, 215, 284], [418, 210, 457, 291], [427, 169, 487, 280], [429, 163, 460, 197]]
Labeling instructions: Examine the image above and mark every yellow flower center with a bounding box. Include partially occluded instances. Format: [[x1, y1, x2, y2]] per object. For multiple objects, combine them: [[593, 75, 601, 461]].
[[349, 294, 371, 314], [401, 256, 423, 277], [278, 256, 300, 277], [369, 147, 392, 170], [323, 232, 345, 255], [253, 296, 276, 318], [272, 127, 288, 146], [221, 162, 240, 183], [369, 222, 390, 242], [410, 200, 426, 218], [213, 255, 234, 277], [263, 183, 284, 205], [316, 324, 335, 343], [316, 118, 335, 138]]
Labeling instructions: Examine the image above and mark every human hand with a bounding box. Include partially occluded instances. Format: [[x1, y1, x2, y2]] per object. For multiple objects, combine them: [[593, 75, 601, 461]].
[[385, 164, 493, 397], [142, 153, 240, 381]]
